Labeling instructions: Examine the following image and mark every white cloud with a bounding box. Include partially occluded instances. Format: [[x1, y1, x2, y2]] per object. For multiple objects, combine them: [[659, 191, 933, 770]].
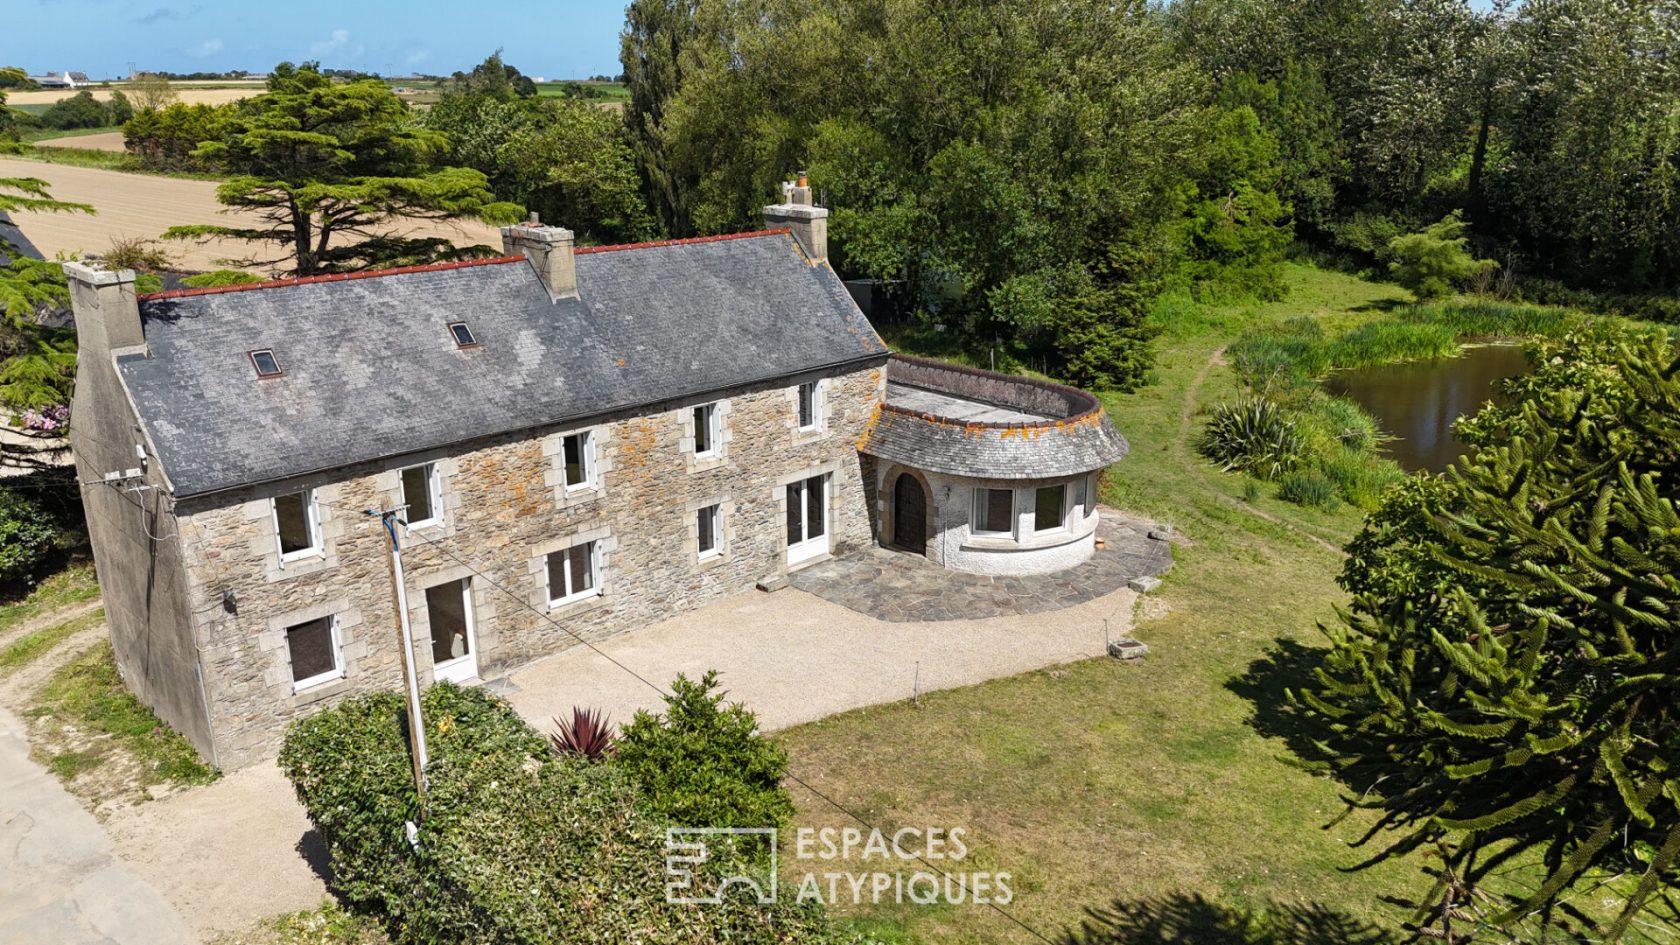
[[311, 29, 350, 55], [186, 37, 223, 57]]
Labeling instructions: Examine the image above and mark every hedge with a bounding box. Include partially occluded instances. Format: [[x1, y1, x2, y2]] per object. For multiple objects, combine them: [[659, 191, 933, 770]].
[[280, 684, 860, 945]]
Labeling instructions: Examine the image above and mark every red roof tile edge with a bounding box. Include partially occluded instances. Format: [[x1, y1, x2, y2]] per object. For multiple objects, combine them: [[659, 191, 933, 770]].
[[136, 228, 796, 302]]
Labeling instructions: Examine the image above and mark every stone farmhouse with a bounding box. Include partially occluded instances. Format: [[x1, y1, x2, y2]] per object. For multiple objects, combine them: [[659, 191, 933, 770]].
[[67, 183, 1130, 770]]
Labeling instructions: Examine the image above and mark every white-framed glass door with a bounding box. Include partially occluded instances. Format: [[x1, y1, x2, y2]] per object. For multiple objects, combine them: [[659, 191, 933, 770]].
[[785, 474, 829, 565], [425, 577, 478, 684]]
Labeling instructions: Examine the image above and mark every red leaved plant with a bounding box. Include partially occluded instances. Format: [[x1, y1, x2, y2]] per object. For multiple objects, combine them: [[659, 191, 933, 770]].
[[550, 706, 615, 761]]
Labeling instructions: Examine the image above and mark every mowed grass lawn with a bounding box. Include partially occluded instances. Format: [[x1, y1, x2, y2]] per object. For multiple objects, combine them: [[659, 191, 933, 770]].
[[776, 265, 1423, 944]]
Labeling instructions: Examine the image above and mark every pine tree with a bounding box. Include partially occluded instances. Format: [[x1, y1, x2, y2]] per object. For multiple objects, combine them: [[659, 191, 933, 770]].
[[1297, 326, 1680, 941]]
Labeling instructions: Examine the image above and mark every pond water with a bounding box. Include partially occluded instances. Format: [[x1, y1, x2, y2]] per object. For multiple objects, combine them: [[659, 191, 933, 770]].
[[1323, 343, 1531, 473]]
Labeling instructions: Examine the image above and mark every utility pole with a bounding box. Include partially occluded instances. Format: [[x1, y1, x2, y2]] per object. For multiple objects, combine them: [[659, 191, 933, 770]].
[[376, 510, 429, 800]]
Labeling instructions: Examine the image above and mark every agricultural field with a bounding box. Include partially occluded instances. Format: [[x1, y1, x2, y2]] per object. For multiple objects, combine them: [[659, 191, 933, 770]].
[[5, 82, 264, 107], [0, 156, 503, 274]]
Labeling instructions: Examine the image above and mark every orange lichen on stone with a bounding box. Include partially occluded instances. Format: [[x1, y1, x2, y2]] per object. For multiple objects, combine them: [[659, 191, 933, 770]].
[[855, 403, 884, 452]]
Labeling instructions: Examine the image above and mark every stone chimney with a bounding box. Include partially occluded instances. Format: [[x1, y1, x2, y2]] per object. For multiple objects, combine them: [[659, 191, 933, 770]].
[[64, 261, 144, 355], [763, 174, 829, 264], [500, 213, 577, 301]]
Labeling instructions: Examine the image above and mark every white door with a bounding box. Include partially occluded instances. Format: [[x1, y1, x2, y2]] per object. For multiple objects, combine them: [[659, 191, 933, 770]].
[[786, 474, 829, 565], [425, 578, 478, 683]]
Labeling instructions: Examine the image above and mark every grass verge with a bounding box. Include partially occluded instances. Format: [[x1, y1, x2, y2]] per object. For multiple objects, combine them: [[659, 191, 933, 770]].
[[24, 641, 217, 798], [0, 608, 105, 675]]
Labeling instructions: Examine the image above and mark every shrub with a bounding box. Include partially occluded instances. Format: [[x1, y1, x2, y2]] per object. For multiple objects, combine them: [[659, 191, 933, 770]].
[[615, 670, 795, 838], [1386, 212, 1499, 300], [549, 706, 614, 760], [1316, 445, 1404, 510], [1198, 398, 1303, 481], [1276, 469, 1338, 509], [100, 237, 173, 273], [280, 684, 845, 945], [39, 91, 110, 131], [0, 485, 63, 586]]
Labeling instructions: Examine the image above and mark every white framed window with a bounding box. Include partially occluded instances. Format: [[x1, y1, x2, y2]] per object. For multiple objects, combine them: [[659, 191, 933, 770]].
[[546, 540, 601, 607], [273, 489, 321, 561], [401, 463, 442, 527], [692, 402, 721, 457], [696, 503, 723, 559], [971, 488, 1014, 537], [286, 615, 342, 690], [1033, 484, 1067, 533], [561, 431, 596, 491], [785, 474, 829, 565], [796, 380, 821, 431], [1072, 475, 1089, 518]]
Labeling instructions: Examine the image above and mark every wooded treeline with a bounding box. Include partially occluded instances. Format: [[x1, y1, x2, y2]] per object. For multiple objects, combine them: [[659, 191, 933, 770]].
[[610, 0, 1679, 386]]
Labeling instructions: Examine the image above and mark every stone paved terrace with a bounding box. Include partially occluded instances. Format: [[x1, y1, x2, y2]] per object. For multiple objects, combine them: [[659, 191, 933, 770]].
[[790, 508, 1172, 622]]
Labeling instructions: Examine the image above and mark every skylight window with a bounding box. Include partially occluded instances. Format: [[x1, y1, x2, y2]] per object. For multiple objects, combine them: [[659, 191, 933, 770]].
[[250, 349, 283, 378], [448, 322, 478, 348]]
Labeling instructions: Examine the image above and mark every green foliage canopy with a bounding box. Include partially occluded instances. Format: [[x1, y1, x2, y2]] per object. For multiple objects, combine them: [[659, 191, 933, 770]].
[[164, 62, 523, 276]]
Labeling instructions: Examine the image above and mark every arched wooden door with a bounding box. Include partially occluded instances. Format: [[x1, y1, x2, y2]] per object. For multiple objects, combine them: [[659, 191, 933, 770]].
[[892, 473, 929, 554]]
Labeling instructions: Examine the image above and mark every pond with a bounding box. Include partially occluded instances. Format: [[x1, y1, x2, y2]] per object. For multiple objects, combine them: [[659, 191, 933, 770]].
[[1323, 343, 1531, 473]]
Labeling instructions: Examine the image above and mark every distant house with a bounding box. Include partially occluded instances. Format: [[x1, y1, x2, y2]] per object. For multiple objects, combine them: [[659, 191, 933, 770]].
[[28, 71, 85, 89], [66, 181, 1130, 769]]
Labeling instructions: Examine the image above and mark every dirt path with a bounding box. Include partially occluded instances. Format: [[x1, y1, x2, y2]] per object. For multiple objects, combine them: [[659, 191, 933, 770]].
[[1176, 344, 1346, 558], [0, 599, 104, 654], [0, 622, 107, 711], [0, 157, 503, 274]]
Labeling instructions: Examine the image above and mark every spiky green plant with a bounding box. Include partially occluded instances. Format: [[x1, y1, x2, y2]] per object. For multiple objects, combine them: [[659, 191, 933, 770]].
[[1198, 398, 1303, 481]]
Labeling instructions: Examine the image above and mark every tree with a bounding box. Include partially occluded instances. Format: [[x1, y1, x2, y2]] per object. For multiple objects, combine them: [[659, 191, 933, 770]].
[[425, 65, 654, 244], [122, 102, 233, 171], [634, 0, 1204, 389], [1387, 212, 1497, 299], [447, 51, 537, 100], [127, 72, 178, 112], [163, 62, 523, 276], [1181, 105, 1294, 299], [620, 0, 698, 237], [38, 90, 110, 131], [1297, 327, 1680, 941], [1, 174, 91, 463]]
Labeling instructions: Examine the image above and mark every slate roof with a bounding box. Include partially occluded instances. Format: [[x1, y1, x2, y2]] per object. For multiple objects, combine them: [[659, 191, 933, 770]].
[[0, 211, 43, 263], [861, 355, 1129, 480], [121, 231, 889, 499]]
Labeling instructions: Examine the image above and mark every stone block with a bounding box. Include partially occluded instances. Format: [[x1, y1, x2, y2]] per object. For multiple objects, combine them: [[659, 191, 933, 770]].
[[756, 574, 789, 593], [1128, 575, 1161, 593], [1108, 637, 1149, 660]]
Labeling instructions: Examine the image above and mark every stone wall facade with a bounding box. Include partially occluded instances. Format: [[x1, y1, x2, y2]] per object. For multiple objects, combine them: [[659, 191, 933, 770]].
[[175, 363, 885, 770]]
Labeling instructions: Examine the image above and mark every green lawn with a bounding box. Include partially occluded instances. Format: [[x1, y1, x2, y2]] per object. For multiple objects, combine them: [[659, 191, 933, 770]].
[[775, 264, 1429, 943]]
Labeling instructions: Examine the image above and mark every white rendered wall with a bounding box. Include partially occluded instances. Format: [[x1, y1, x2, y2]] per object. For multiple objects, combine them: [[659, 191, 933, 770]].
[[904, 470, 1101, 576]]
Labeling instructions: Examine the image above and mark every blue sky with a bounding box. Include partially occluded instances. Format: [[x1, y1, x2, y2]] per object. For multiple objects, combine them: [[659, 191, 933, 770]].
[[4, 0, 628, 79]]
